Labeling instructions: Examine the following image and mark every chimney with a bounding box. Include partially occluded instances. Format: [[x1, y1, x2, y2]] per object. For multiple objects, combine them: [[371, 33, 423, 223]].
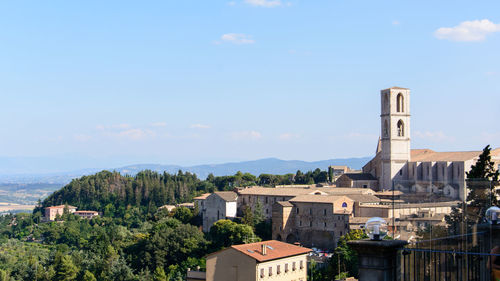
[[261, 244, 267, 255]]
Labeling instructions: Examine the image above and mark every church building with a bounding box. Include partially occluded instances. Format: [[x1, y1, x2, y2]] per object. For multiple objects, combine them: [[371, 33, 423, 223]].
[[362, 87, 500, 200]]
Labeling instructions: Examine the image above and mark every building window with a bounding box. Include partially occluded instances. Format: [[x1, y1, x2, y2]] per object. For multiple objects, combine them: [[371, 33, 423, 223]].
[[292, 262, 296, 271], [260, 268, 264, 278], [400, 169, 403, 176], [342, 202, 347, 208], [300, 260, 304, 269], [309, 209, 312, 215], [323, 209, 327, 216], [397, 120, 405, 137], [299, 220, 302, 226], [384, 120, 389, 137], [335, 223, 337, 227], [296, 208, 299, 214], [285, 263, 289, 273], [397, 93, 404, 112], [340, 231, 343, 236], [266, 209, 268, 214], [269, 267, 273, 276], [309, 221, 312, 227], [324, 222, 327, 228], [277, 265, 281, 274]]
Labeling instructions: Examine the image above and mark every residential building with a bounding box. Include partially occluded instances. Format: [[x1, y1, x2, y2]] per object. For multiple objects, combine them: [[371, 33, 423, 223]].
[[238, 186, 374, 221], [272, 195, 352, 249], [202, 191, 238, 232], [73, 210, 99, 219], [193, 193, 211, 214], [335, 173, 378, 189], [44, 205, 77, 221], [206, 240, 311, 281]]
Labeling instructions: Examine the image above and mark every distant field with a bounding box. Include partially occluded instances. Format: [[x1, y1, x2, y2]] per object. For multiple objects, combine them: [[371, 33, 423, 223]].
[[0, 203, 35, 212], [0, 183, 62, 205]]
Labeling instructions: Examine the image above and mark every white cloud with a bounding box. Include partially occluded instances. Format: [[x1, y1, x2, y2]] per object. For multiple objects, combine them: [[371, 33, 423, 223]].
[[279, 133, 300, 140], [221, 33, 255, 44], [244, 0, 281, 7], [150, 122, 167, 127], [413, 131, 455, 142], [434, 19, 500, 42], [190, 124, 211, 129], [231, 130, 262, 140]]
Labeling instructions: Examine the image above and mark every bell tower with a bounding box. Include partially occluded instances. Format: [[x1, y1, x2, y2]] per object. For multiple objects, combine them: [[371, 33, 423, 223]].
[[380, 87, 411, 190]]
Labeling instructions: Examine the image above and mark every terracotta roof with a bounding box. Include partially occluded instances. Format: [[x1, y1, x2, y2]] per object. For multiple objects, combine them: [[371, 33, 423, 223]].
[[230, 240, 311, 262], [193, 193, 211, 200], [340, 173, 378, 181], [289, 195, 349, 204], [74, 211, 98, 214], [410, 149, 483, 162], [45, 205, 77, 210], [214, 191, 238, 202]]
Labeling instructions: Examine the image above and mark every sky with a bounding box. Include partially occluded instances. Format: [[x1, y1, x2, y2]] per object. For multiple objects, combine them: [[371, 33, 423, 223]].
[[1, 0, 500, 173]]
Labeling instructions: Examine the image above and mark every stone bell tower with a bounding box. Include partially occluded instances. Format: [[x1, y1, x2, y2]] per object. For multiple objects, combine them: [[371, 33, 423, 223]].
[[380, 87, 411, 190]]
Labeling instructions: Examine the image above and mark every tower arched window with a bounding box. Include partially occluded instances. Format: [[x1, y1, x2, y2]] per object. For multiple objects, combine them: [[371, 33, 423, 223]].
[[397, 120, 405, 137], [397, 93, 404, 112], [384, 94, 389, 112], [384, 120, 389, 137]]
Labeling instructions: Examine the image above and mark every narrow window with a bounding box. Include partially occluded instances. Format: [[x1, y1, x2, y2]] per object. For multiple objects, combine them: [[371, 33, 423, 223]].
[[323, 209, 327, 216], [265, 197, 268, 204], [300, 220, 302, 226], [397, 120, 404, 137], [260, 268, 264, 278], [292, 262, 296, 271], [300, 260, 304, 269], [285, 263, 289, 273], [309, 208, 312, 215], [277, 265, 281, 274], [384, 120, 389, 137], [309, 221, 312, 227], [324, 222, 327, 227], [269, 266, 273, 276], [397, 93, 404, 112], [296, 208, 299, 214], [266, 209, 268, 214]]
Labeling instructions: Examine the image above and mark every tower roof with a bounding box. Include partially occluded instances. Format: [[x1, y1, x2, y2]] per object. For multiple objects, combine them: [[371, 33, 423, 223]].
[[382, 86, 409, 91]]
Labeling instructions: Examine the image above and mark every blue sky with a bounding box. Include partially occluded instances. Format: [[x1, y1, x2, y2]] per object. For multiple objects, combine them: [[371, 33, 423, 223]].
[[1, 0, 499, 172]]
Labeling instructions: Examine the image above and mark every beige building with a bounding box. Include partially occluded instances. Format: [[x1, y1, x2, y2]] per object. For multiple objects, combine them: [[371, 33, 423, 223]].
[[44, 205, 77, 221], [73, 210, 99, 219], [362, 86, 500, 200], [336, 173, 378, 189], [238, 186, 374, 221], [272, 195, 352, 249], [206, 240, 311, 281], [202, 191, 238, 232]]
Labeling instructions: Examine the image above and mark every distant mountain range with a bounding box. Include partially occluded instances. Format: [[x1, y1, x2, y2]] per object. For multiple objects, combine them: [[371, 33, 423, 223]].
[[0, 157, 371, 184]]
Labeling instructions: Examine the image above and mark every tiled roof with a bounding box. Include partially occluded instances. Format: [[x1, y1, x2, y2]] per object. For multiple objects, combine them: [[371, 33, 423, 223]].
[[193, 193, 211, 200], [45, 205, 77, 210], [74, 211, 98, 214], [341, 173, 378, 181], [344, 194, 381, 203], [214, 191, 238, 202], [410, 149, 482, 162], [230, 240, 311, 262], [238, 186, 374, 196], [376, 190, 404, 196], [289, 195, 349, 204], [275, 201, 293, 207]]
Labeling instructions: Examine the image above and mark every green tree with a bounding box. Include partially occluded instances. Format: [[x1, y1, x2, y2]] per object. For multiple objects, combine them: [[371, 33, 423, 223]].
[[0, 269, 9, 281], [82, 270, 97, 281], [171, 206, 194, 224], [153, 266, 167, 281], [208, 220, 258, 250], [327, 229, 368, 279], [53, 254, 78, 281]]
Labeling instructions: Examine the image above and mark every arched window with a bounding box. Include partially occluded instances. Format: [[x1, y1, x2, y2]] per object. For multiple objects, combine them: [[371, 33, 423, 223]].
[[342, 202, 347, 208], [397, 120, 404, 137], [384, 120, 389, 137], [384, 94, 389, 112], [397, 93, 404, 112]]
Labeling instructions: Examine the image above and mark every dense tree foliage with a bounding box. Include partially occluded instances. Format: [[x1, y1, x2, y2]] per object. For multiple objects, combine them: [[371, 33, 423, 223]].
[[0, 168, 331, 280]]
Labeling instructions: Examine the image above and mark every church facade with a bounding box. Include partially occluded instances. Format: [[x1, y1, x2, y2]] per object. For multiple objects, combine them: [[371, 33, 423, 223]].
[[363, 87, 500, 200]]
